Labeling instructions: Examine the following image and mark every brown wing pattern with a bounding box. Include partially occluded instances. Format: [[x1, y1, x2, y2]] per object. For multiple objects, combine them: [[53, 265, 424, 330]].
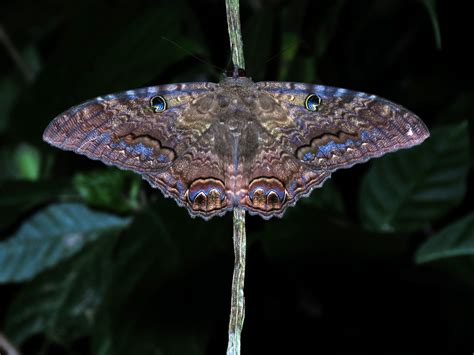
[[43, 78, 430, 220], [240, 81, 429, 217], [256, 82, 429, 171], [43, 83, 217, 173], [43, 82, 240, 219], [143, 125, 233, 219]]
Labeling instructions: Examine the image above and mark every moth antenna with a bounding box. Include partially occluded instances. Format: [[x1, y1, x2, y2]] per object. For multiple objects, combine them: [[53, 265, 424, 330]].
[[263, 38, 304, 65], [160, 36, 225, 73]]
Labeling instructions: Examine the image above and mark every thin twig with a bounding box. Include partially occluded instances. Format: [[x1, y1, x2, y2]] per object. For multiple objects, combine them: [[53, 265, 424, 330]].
[[225, 0, 246, 355], [224, 1, 247, 353], [0, 331, 21, 355], [225, 0, 245, 70], [227, 208, 246, 355], [0, 24, 34, 83]]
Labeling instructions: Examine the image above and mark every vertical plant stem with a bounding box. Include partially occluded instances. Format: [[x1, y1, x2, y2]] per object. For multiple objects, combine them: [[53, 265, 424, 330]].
[[225, 2, 246, 354], [225, 0, 245, 70], [227, 208, 246, 355], [0, 331, 21, 355]]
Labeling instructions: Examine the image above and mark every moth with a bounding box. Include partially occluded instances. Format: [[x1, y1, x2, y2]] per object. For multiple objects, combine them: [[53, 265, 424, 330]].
[[43, 70, 429, 219]]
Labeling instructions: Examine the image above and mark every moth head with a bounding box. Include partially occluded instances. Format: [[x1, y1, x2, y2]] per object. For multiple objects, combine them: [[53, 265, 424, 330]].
[[150, 95, 167, 112]]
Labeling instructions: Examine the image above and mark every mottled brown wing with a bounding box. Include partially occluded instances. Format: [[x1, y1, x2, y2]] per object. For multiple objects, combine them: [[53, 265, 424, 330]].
[[43, 83, 218, 172], [43, 82, 235, 218], [239, 124, 331, 218], [256, 81, 429, 170], [143, 125, 233, 220], [242, 81, 429, 217]]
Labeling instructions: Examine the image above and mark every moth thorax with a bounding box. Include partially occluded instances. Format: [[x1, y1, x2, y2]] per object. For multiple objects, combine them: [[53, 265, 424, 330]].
[[225, 118, 246, 133]]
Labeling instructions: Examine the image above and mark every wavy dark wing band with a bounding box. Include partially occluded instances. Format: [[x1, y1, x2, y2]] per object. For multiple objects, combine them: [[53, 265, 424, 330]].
[[43, 83, 215, 174]]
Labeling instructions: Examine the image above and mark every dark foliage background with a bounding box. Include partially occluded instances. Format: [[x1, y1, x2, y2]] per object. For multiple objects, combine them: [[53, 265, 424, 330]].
[[0, 0, 473, 354]]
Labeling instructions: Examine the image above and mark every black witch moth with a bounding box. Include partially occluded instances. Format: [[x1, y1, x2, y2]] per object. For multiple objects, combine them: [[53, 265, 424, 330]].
[[43, 72, 429, 219]]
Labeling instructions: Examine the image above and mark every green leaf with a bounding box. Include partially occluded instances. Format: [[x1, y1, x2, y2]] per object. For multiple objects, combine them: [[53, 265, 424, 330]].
[[415, 213, 474, 287], [0, 143, 41, 181], [0, 203, 130, 283], [14, 143, 41, 180], [416, 213, 474, 264], [0, 76, 21, 133], [0, 179, 73, 230], [100, 205, 181, 307], [9, 0, 208, 142], [100, 199, 230, 308], [0, 45, 41, 133], [73, 169, 141, 213], [359, 121, 470, 233], [5, 236, 116, 345], [435, 91, 474, 125], [298, 180, 345, 215], [262, 203, 409, 263], [92, 200, 231, 355]]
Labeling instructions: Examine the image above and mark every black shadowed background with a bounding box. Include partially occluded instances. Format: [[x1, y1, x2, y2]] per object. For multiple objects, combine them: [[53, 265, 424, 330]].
[[0, 0, 473, 354]]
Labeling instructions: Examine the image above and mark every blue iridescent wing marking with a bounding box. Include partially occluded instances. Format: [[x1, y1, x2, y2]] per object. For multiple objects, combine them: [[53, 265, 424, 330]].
[[236, 81, 430, 218], [256, 82, 429, 172], [43, 82, 235, 218], [43, 83, 217, 172], [44, 78, 430, 220]]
